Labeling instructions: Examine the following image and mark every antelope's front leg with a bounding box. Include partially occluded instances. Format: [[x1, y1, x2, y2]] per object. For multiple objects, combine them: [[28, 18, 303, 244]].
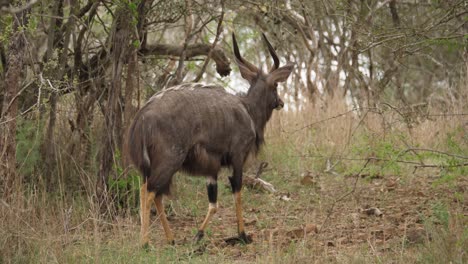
[[194, 176, 218, 242], [229, 168, 252, 244]]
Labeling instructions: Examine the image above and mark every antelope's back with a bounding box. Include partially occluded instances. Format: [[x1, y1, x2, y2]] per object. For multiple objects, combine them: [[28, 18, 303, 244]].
[[128, 83, 256, 170]]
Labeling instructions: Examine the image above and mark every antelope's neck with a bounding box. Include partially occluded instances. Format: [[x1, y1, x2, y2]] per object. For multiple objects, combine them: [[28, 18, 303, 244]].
[[241, 90, 273, 142]]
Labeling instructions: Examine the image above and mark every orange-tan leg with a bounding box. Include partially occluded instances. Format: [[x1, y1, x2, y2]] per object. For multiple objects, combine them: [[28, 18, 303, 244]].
[[233, 191, 252, 243], [154, 195, 174, 244], [194, 202, 218, 242], [234, 191, 245, 235], [194, 177, 218, 242], [228, 164, 252, 244], [199, 203, 218, 231], [140, 182, 154, 248]]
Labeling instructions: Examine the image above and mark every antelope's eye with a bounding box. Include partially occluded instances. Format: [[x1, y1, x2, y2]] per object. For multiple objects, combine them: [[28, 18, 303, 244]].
[[273, 83, 278, 93]]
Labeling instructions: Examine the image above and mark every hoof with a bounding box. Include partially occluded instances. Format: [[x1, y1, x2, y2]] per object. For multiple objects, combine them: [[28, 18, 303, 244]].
[[168, 240, 175, 246], [194, 230, 204, 243], [239, 232, 253, 244], [224, 232, 253, 245], [141, 242, 150, 251]]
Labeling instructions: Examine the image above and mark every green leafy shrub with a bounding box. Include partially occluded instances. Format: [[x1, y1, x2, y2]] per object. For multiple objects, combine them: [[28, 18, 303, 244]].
[[108, 150, 141, 213], [348, 132, 406, 177], [16, 118, 43, 179]]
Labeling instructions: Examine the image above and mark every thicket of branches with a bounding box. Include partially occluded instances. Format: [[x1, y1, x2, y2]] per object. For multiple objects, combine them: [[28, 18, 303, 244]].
[[0, 0, 466, 206]]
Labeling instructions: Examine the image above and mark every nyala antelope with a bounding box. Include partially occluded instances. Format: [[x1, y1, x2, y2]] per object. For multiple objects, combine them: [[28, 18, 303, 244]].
[[127, 32, 294, 247]]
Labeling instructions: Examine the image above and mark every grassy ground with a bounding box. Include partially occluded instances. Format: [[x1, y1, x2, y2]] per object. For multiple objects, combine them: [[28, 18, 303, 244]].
[[1, 97, 467, 263]]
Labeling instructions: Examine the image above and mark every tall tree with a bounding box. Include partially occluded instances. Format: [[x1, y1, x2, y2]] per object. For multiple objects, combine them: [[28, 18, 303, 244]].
[[0, 10, 27, 198], [97, 1, 136, 206]]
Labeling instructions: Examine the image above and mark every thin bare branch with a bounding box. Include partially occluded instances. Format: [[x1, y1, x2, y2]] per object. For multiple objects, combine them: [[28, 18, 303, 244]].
[[0, 0, 38, 14], [193, 2, 224, 82]]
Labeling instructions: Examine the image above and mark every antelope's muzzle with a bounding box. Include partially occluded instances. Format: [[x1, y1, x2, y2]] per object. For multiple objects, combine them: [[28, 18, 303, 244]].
[[275, 98, 284, 110]]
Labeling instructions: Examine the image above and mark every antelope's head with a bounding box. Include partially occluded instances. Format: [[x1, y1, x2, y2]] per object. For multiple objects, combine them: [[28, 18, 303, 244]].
[[232, 33, 294, 112]]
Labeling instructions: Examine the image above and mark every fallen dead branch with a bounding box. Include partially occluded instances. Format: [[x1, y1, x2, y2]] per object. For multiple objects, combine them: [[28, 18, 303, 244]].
[[243, 162, 276, 193], [361, 207, 383, 217]]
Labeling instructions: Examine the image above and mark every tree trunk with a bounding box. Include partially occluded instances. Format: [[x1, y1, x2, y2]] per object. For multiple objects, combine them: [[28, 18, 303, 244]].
[[40, 0, 61, 184], [0, 12, 26, 199], [122, 50, 138, 167], [97, 5, 133, 208], [122, 0, 149, 167], [42, 0, 76, 185]]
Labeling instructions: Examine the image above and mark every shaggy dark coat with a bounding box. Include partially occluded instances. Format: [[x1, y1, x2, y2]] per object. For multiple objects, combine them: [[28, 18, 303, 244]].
[[128, 79, 278, 195]]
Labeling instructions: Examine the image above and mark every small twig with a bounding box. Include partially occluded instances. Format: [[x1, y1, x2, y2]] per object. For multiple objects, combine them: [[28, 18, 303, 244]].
[[2, 79, 35, 116], [414, 162, 468, 170], [399, 139, 425, 165], [173, 0, 194, 85], [295, 154, 467, 168], [284, 107, 360, 134], [282, 107, 468, 134], [413, 162, 468, 174], [404, 148, 468, 160], [416, 163, 468, 168], [193, 2, 224, 82]]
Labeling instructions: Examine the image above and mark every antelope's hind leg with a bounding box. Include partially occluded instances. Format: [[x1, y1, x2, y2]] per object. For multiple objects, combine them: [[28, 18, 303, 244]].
[[140, 182, 155, 248], [194, 176, 218, 242], [147, 153, 185, 245], [153, 195, 175, 245]]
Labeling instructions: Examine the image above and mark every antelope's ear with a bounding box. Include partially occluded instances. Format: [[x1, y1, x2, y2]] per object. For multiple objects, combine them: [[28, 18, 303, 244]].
[[268, 63, 294, 83]]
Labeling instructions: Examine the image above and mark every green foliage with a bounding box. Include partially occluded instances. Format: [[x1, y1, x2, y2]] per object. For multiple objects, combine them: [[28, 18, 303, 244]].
[[16, 118, 43, 178], [0, 15, 13, 46], [348, 133, 405, 177], [426, 38, 465, 54], [432, 127, 467, 186], [116, 0, 141, 26], [186, 61, 197, 71], [417, 202, 467, 264], [127, 2, 138, 13], [26, 13, 38, 35], [0, 14, 13, 72], [445, 127, 466, 154], [261, 139, 302, 177], [430, 201, 450, 229], [344, 126, 467, 181], [108, 150, 141, 213], [132, 39, 140, 48]]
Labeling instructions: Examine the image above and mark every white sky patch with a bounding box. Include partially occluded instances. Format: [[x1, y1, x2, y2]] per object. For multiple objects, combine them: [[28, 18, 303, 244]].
[[317, 80, 324, 94], [339, 70, 347, 87], [333, 36, 340, 45], [225, 75, 249, 94], [311, 70, 317, 82], [331, 47, 338, 57], [331, 60, 338, 71], [345, 89, 354, 108], [358, 54, 370, 78]]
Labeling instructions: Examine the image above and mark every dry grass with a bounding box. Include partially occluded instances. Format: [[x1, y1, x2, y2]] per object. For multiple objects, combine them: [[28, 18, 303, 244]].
[[1, 93, 467, 263]]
